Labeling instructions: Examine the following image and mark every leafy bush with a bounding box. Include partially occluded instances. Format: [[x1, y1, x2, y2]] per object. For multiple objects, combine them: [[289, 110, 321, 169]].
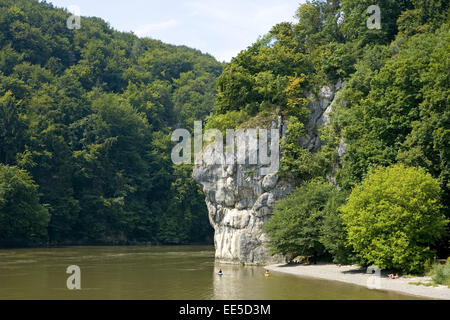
[[431, 262, 450, 286], [279, 117, 320, 184], [340, 164, 448, 274], [264, 179, 348, 262], [204, 110, 249, 134]]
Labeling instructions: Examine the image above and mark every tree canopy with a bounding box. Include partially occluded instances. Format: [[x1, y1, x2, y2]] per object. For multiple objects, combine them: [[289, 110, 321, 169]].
[[0, 164, 50, 245], [340, 165, 448, 274], [264, 179, 346, 262]]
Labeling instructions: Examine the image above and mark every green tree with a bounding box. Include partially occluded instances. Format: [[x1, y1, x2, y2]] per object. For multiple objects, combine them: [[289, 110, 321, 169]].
[[319, 189, 355, 264], [0, 91, 26, 164], [0, 164, 50, 245], [340, 164, 448, 274], [264, 179, 341, 261], [216, 64, 256, 114], [340, 0, 412, 45]]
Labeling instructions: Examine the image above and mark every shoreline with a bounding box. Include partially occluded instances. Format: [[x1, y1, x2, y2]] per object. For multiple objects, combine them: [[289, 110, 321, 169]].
[[0, 243, 214, 250], [266, 263, 450, 300]]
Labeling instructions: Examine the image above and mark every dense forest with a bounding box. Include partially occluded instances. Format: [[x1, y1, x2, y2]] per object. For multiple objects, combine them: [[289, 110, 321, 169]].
[[205, 0, 449, 274], [0, 0, 222, 246]]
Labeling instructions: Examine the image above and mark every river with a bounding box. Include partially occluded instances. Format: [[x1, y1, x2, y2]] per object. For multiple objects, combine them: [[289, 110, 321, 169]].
[[0, 246, 418, 300]]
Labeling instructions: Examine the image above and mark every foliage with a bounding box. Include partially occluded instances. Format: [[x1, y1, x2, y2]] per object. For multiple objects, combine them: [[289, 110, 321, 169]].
[[331, 21, 450, 256], [204, 110, 249, 133], [0, 0, 220, 245], [340, 165, 448, 274], [431, 261, 450, 286], [340, 0, 412, 45], [264, 179, 344, 261], [0, 164, 50, 244], [319, 189, 356, 264], [279, 117, 318, 183], [0, 91, 26, 164]]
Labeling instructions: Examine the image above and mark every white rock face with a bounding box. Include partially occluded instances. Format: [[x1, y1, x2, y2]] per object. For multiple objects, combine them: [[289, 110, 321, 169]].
[[300, 80, 343, 152], [193, 140, 292, 265], [193, 82, 343, 265]]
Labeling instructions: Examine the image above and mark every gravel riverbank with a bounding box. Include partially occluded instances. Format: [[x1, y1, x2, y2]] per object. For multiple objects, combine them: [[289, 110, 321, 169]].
[[266, 263, 450, 300]]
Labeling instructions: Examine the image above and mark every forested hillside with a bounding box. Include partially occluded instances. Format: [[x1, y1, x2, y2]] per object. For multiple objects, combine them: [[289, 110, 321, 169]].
[[206, 0, 449, 273], [0, 0, 222, 246]]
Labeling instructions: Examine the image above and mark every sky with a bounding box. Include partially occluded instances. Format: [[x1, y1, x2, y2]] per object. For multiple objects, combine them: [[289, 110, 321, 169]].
[[48, 0, 304, 62]]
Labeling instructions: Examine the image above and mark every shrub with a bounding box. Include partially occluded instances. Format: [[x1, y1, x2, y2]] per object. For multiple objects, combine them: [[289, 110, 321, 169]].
[[279, 117, 321, 183], [431, 262, 450, 286], [264, 179, 346, 262], [204, 110, 249, 134]]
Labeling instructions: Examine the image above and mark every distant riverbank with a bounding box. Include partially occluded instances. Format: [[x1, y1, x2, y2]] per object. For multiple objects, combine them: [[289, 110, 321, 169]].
[[0, 241, 213, 250], [266, 263, 450, 300]]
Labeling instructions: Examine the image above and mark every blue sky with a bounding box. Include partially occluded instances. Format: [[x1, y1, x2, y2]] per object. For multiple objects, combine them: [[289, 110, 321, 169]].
[[48, 0, 304, 62]]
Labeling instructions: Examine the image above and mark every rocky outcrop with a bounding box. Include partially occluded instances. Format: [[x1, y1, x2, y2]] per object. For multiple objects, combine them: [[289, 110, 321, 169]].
[[300, 80, 343, 152], [193, 126, 292, 265], [193, 82, 343, 265]]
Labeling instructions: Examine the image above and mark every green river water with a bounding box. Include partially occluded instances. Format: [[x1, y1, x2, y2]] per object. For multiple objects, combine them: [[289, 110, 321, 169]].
[[0, 246, 419, 300]]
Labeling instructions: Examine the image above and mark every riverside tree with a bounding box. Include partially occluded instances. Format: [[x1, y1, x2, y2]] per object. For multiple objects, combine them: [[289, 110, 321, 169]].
[[263, 179, 345, 262], [0, 165, 50, 245], [340, 164, 448, 274]]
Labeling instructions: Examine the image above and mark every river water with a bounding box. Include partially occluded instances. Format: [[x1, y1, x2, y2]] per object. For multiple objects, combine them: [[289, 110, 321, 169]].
[[0, 246, 418, 300]]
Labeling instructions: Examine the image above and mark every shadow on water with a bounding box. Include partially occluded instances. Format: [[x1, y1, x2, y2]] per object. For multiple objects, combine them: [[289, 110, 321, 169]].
[[0, 246, 421, 300]]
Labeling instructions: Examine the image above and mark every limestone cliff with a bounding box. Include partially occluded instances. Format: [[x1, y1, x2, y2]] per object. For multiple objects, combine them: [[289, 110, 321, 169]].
[[193, 82, 343, 265]]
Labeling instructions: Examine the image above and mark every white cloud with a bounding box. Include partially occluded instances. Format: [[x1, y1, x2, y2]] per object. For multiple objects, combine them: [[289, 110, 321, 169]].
[[135, 19, 180, 37]]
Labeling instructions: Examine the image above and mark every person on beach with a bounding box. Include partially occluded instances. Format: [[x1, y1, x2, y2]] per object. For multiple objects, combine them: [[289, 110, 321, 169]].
[[218, 269, 223, 276]]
